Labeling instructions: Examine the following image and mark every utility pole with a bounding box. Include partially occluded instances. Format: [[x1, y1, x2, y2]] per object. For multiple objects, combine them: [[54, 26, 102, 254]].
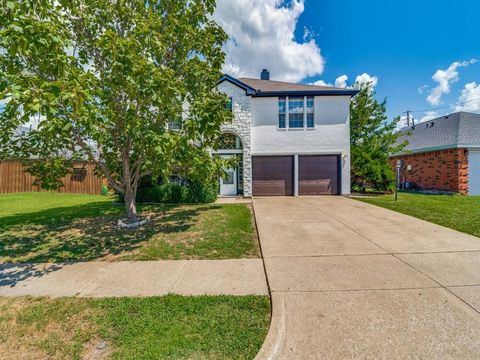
[[406, 110, 410, 127]]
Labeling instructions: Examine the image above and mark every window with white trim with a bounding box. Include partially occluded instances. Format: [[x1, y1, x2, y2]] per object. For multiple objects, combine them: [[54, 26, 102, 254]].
[[278, 97, 286, 128], [226, 96, 233, 112], [278, 96, 315, 129], [306, 96, 314, 128], [288, 97, 304, 128]]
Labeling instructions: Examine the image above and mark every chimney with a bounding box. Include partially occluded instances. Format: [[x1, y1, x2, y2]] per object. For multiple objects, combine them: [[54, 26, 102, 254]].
[[260, 69, 270, 80]]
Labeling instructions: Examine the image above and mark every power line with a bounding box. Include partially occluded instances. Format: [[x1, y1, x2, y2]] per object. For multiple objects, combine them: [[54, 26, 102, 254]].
[[403, 97, 480, 114]]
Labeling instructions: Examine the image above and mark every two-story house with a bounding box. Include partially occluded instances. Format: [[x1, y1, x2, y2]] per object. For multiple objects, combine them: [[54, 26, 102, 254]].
[[216, 69, 358, 197]]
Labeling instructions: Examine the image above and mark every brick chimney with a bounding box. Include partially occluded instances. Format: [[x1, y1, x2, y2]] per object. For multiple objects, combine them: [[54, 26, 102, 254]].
[[260, 69, 270, 80]]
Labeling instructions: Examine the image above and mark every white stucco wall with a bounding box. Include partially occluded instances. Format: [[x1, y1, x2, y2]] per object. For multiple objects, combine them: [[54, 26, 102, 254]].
[[250, 96, 351, 194]]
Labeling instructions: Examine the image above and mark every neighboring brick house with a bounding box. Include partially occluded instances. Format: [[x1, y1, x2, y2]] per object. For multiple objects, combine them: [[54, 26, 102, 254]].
[[391, 112, 480, 195]]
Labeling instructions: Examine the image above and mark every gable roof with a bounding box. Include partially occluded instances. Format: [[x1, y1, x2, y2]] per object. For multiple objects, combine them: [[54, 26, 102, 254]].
[[218, 74, 256, 95], [394, 112, 480, 154], [218, 74, 358, 97]]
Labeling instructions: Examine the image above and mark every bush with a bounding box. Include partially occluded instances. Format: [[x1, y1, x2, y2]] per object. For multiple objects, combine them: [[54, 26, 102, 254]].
[[131, 180, 218, 204], [185, 180, 218, 203]]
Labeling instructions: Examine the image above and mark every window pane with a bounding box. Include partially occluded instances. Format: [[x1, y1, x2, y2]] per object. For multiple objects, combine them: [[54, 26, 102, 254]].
[[307, 113, 314, 128], [278, 97, 286, 113], [289, 113, 304, 128], [219, 133, 242, 149], [307, 96, 314, 112], [168, 120, 182, 130], [288, 97, 304, 113], [226, 97, 233, 111], [278, 114, 286, 128]]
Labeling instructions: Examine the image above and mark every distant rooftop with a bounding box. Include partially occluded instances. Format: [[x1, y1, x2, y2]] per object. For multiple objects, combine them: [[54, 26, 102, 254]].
[[394, 111, 480, 154]]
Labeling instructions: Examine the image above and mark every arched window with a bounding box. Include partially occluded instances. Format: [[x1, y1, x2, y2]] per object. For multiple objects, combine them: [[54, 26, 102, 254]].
[[218, 133, 242, 150]]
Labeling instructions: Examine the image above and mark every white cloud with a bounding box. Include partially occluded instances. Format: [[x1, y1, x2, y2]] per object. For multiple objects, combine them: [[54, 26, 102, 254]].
[[355, 73, 378, 88], [426, 59, 477, 105], [313, 73, 377, 89], [455, 82, 480, 112], [335, 75, 348, 88], [418, 111, 438, 123], [213, 0, 324, 82], [312, 79, 330, 86], [418, 85, 429, 94]]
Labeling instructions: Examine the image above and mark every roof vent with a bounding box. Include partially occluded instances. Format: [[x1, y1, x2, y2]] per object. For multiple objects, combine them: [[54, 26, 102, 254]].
[[260, 69, 270, 80]]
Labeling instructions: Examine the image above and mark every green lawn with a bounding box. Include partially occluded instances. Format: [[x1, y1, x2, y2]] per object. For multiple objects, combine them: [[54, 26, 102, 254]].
[[355, 192, 480, 237], [0, 295, 270, 360], [0, 193, 259, 262]]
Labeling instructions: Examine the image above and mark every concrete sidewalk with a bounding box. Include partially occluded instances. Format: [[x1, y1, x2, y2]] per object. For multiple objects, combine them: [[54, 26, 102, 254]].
[[254, 196, 480, 360], [0, 259, 268, 297]]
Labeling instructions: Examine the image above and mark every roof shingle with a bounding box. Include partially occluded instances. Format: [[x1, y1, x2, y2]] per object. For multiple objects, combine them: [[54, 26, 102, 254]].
[[237, 77, 346, 92], [394, 112, 480, 154]]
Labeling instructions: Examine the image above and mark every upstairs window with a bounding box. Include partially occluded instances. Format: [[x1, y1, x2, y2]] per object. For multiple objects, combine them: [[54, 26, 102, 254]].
[[278, 96, 315, 129], [306, 96, 314, 128], [278, 97, 286, 128], [226, 96, 233, 112], [288, 97, 304, 128]]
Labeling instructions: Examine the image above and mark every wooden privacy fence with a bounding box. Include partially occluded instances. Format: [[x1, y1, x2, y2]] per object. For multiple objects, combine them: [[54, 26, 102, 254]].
[[0, 160, 108, 195]]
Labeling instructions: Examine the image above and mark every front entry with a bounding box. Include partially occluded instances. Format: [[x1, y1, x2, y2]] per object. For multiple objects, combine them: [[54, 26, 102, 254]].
[[220, 163, 237, 196]]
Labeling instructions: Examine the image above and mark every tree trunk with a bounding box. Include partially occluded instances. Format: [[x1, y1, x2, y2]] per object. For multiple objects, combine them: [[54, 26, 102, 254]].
[[124, 188, 138, 223]]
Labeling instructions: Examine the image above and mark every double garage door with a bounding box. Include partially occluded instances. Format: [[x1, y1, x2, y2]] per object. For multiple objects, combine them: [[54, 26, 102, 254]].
[[252, 155, 340, 196]]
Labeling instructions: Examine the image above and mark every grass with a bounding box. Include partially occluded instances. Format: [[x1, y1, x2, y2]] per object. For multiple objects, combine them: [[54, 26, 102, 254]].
[[0, 295, 271, 359], [0, 193, 259, 263], [355, 192, 480, 237]]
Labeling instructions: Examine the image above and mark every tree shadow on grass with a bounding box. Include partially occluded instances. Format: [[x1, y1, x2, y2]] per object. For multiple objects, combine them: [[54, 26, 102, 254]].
[[0, 202, 218, 263]]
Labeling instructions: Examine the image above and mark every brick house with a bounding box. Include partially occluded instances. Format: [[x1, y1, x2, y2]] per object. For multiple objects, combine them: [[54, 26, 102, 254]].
[[390, 112, 480, 195]]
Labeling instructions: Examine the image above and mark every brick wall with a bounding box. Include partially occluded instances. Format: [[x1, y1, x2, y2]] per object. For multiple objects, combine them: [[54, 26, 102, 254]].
[[390, 148, 469, 194]]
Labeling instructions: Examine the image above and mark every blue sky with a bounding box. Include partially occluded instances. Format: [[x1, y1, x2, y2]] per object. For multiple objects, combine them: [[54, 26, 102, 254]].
[[3, 0, 478, 126], [214, 0, 480, 125], [299, 0, 480, 122]]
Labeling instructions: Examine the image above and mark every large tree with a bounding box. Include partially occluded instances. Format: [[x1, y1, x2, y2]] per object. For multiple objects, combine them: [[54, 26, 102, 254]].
[[0, 0, 231, 221], [350, 83, 407, 192]]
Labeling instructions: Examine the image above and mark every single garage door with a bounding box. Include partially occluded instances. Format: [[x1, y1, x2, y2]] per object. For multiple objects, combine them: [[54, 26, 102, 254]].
[[299, 155, 339, 195], [469, 150, 480, 195], [252, 156, 294, 196]]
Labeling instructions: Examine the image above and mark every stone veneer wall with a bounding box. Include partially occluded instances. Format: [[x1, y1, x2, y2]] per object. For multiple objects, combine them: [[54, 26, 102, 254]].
[[390, 148, 469, 194], [218, 82, 252, 196]]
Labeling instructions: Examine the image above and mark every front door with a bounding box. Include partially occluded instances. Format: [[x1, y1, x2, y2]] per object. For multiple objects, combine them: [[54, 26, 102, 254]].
[[220, 165, 237, 196]]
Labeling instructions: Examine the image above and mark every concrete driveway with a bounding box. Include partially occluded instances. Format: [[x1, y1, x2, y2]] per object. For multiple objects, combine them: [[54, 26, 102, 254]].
[[254, 196, 480, 359]]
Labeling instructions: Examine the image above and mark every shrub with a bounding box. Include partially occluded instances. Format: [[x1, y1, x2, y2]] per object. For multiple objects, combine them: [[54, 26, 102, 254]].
[[129, 180, 217, 204], [185, 180, 218, 203]]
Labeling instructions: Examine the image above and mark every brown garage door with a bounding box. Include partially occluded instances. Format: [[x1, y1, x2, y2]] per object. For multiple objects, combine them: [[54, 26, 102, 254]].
[[252, 156, 294, 196], [299, 155, 339, 195]]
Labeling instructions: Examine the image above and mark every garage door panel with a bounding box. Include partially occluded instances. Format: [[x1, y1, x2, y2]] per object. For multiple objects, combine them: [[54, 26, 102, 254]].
[[299, 155, 339, 195], [252, 156, 293, 196]]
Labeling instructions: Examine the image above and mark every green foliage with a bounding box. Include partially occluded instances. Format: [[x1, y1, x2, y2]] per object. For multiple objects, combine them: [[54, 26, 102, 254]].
[[0, 0, 231, 221], [134, 179, 218, 204], [350, 83, 408, 192], [25, 158, 72, 191], [185, 179, 219, 203]]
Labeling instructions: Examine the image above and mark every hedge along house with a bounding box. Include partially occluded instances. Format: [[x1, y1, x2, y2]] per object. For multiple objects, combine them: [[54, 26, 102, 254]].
[[391, 112, 480, 195], [216, 70, 358, 197]]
